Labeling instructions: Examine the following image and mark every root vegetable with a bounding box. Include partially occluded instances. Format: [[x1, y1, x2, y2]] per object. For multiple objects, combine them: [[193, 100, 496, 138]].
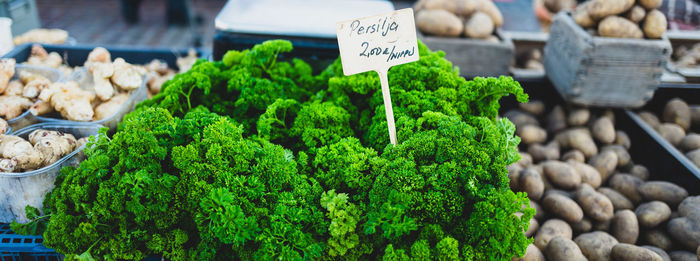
[[416, 9, 464, 37], [635, 201, 672, 228], [598, 16, 644, 39], [0, 58, 15, 94], [679, 134, 700, 152], [528, 141, 560, 162], [0, 95, 33, 120], [518, 125, 547, 145], [475, 0, 503, 26], [615, 130, 631, 149], [576, 184, 614, 221], [534, 219, 573, 249], [629, 164, 650, 180], [587, 0, 635, 20], [562, 150, 585, 162], [568, 108, 590, 126], [573, 2, 595, 28], [5, 80, 22, 96], [21, 78, 51, 99], [639, 0, 663, 10], [599, 187, 634, 210], [545, 0, 577, 12], [0, 135, 42, 170], [658, 123, 686, 146], [111, 58, 143, 90], [0, 118, 6, 134], [514, 244, 545, 261], [668, 251, 696, 261], [90, 62, 115, 101], [519, 167, 545, 200], [572, 218, 593, 234], [519, 100, 545, 116], [611, 210, 640, 244], [602, 145, 631, 168], [592, 117, 616, 144], [556, 128, 598, 158], [574, 231, 619, 261], [543, 193, 584, 223], [639, 181, 689, 206], [29, 100, 54, 116], [29, 129, 77, 166], [505, 110, 539, 129], [545, 237, 587, 261], [85, 47, 111, 67], [464, 12, 494, 39], [0, 158, 17, 172], [662, 98, 691, 131], [569, 160, 602, 188], [626, 5, 647, 23], [589, 150, 618, 181], [611, 243, 663, 261], [639, 111, 661, 129], [547, 106, 567, 133], [643, 229, 673, 250], [543, 160, 581, 189], [39, 81, 96, 121], [94, 93, 129, 120], [687, 149, 700, 168], [608, 174, 643, 204]]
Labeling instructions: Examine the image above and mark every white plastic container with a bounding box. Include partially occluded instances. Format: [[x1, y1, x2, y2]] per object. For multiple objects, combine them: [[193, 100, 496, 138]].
[[6, 64, 64, 130], [0, 17, 13, 56], [0, 123, 103, 223], [35, 69, 148, 130]]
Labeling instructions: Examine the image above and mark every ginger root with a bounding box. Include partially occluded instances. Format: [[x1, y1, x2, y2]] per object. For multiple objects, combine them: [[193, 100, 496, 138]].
[[29, 129, 77, 166], [0, 58, 15, 95], [29, 100, 54, 116], [0, 118, 7, 134], [26, 45, 62, 68], [22, 78, 51, 98], [13, 29, 68, 45], [111, 58, 143, 90], [0, 158, 17, 172], [5, 80, 23, 96], [0, 95, 33, 120], [39, 81, 95, 121], [94, 93, 129, 120], [177, 49, 198, 73], [85, 47, 111, 68], [0, 135, 43, 171], [89, 62, 115, 101]]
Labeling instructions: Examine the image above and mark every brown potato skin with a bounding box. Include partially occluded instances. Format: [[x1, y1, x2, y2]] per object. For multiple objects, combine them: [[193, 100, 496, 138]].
[[663, 98, 691, 131], [416, 9, 464, 37], [608, 174, 644, 204], [588, 0, 635, 20], [641, 246, 671, 261], [576, 184, 614, 222], [639, 111, 661, 129], [643, 229, 673, 250], [475, 0, 503, 26], [519, 100, 545, 116], [643, 10, 668, 39], [529, 142, 560, 162], [589, 151, 618, 182], [534, 219, 573, 249], [639, 181, 689, 206], [545, 237, 587, 261], [602, 145, 631, 168], [569, 160, 602, 188], [615, 130, 632, 149], [668, 251, 696, 261], [568, 109, 590, 126], [598, 16, 643, 39], [556, 128, 598, 159], [543, 161, 582, 189], [525, 217, 539, 237], [547, 106, 567, 133], [464, 12, 494, 39], [598, 187, 634, 210], [592, 117, 616, 144], [635, 201, 672, 228], [658, 123, 686, 146], [575, 231, 619, 261], [679, 133, 700, 152], [666, 217, 700, 250], [518, 125, 548, 145], [513, 244, 545, 261], [520, 168, 545, 200], [611, 243, 663, 261], [611, 210, 640, 244], [562, 150, 585, 163], [573, 2, 595, 28], [639, 0, 663, 10], [626, 5, 647, 23], [572, 218, 593, 234], [629, 164, 650, 181], [543, 193, 584, 223]]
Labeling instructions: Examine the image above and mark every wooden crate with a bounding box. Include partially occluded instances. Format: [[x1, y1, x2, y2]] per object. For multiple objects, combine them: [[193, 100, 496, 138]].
[[543, 12, 671, 108], [420, 30, 513, 78]]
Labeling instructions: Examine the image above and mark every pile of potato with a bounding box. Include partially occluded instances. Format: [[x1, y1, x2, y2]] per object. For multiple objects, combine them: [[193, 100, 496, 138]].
[[637, 98, 700, 169], [672, 43, 700, 69], [413, 0, 503, 40], [572, 0, 667, 39], [13, 28, 70, 46], [0, 129, 88, 173], [505, 102, 700, 261], [514, 49, 545, 71]]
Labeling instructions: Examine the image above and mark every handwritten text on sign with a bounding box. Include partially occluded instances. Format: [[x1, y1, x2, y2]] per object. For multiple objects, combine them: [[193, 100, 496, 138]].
[[336, 9, 419, 75]]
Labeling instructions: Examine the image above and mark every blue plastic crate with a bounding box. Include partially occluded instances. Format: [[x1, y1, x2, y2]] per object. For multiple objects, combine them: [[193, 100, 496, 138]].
[[0, 224, 56, 254]]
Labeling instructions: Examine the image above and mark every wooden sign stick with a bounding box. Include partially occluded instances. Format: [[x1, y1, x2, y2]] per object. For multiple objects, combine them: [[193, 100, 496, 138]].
[[336, 8, 419, 146]]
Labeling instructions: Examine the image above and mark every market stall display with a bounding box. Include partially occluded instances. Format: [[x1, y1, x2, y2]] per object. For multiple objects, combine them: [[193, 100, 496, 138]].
[[504, 97, 700, 261], [544, 12, 671, 108], [572, 0, 668, 39]]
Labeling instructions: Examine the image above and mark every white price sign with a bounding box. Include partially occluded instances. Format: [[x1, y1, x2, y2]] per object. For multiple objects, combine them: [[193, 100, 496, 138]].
[[336, 8, 419, 146]]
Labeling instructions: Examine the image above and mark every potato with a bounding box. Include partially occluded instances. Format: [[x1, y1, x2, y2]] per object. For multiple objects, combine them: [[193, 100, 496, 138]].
[[679, 196, 700, 219], [543, 161, 582, 190], [691, 106, 700, 127], [422, 0, 478, 15], [534, 219, 573, 249], [568, 108, 590, 126], [639, 181, 689, 206], [609, 174, 644, 203], [593, 117, 616, 144], [629, 164, 650, 181], [513, 244, 545, 261], [529, 142, 561, 162], [612, 210, 640, 244], [575, 231, 619, 261], [687, 149, 700, 168], [639, 0, 663, 10], [588, 0, 635, 19], [572, 218, 593, 234], [669, 251, 696, 261], [643, 229, 673, 250], [520, 100, 545, 116], [667, 217, 700, 250], [519, 152, 534, 167], [615, 130, 632, 150], [531, 200, 546, 221], [416, 9, 464, 37], [518, 125, 548, 145], [543, 193, 584, 223], [464, 12, 494, 39], [556, 128, 598, 158], [544, 189, 575, 199], [520, 168, 545, 200], [663, 98, 691, 131], [599, 187, 635, 210], [545, 237, 586, 261], [635, 201, 672, 228], [475, 0, 503, 26], [602, 145, 632, 168], [545, 0, 577, 12], [525, 217, 539, 237], [577, 184, 614, 221], [641, 246, 671, 261], [508, 164, 522, 190], [506, 110, 539, 129], [572, 2, 595, 28], [611, 243, 663, 261], [548, 106, 567, 133], [639, 111, 661, 129], [569, 160, 602, 188], [679, 133, 700, 152], [595, 219, 613, 231], [589, 151, 618, 181], [644, 10, 667, 40], [658, 123, 686, 146], [626, 5, 647, 23], [598, 16, 644, 39], [562, 150, 585, 163]]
